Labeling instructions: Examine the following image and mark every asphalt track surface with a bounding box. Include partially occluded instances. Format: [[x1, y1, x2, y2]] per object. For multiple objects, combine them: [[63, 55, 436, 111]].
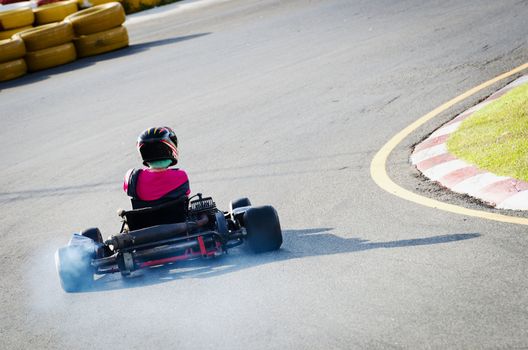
[[1, 1, 528, 349]]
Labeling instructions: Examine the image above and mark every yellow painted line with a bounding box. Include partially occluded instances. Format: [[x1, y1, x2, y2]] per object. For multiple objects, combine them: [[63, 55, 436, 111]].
[[370, 62, 528, 226]]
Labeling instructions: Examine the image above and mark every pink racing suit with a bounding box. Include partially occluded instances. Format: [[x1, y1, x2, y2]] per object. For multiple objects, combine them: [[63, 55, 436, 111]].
[[123, 168, 190, 209]]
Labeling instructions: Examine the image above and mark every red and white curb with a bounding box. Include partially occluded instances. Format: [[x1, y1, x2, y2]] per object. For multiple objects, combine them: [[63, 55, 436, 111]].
[[411, 75, 528, 210], [126, 0, 232, 25]]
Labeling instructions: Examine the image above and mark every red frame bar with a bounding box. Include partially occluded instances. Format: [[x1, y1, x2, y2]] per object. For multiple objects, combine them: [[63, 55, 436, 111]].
[[137, 244, 220, 269], [197, 236, 207, 256]]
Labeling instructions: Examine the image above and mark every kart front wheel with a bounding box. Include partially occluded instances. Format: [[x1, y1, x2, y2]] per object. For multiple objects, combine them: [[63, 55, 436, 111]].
[[55, 246, 94, 292], [244, 205, 282, 253], [230, 197, 251, 212]]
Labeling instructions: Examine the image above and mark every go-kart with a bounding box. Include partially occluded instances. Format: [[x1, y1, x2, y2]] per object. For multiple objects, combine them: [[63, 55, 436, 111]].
[[55, 194, 283, 292]]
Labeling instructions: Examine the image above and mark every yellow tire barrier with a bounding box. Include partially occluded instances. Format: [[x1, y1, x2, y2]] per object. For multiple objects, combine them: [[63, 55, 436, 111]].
[[0, 37, 25, 63], [0, 8, 34, 31], [25, 42, 76, 72], [73, 25, 127, 57], [0, 58, 27, 81], [0, 25, 33, 40], [33, 0, 79, 25], [13, 22, 73, 51], [64, 2, 125, 35]]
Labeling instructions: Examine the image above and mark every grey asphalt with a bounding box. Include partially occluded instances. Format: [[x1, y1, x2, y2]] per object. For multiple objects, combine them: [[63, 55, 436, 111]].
[[1, 0, 528, 349]]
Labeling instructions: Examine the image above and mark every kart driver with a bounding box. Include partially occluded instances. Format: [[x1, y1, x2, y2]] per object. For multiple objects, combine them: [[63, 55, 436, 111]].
[[123, 127, 190, 209]]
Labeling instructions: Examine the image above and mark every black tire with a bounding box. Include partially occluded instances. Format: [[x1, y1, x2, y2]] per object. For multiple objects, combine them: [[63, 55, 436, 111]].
[[244, 205, 282, 253], [55, 246, 94, 292], [80, 227, 103, 243], [215, 211, 229, 238], [230, 197, 251, 212]]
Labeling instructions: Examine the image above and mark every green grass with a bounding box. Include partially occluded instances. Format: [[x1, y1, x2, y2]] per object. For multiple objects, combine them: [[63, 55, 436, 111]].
[[447, 82, 528, 182]]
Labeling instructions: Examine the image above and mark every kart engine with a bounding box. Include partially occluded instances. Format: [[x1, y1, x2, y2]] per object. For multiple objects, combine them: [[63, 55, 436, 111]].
[[189, 194, 217, 217]]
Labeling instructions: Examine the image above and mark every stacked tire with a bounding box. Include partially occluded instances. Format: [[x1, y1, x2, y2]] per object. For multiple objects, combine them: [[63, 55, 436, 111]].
[[65, 2, 128, 58], [14, 21, 76, 71], [33, 0, 78, 25], [0, 36, 26, 81], [0, 7, 33, 40]]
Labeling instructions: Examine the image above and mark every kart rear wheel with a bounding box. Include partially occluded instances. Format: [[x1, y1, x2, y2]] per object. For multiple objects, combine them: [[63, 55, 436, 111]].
[[230, 197, 251, 212], [55, 246, 94, 292], [244, 205, 282, 253], [81, 227, 103, 243]]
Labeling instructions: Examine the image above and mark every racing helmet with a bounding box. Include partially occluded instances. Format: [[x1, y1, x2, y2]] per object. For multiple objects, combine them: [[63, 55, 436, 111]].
[[137, 127, 179, 166]]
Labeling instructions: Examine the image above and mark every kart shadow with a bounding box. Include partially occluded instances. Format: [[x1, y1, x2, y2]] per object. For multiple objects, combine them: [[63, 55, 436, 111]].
[[88, 228, 480, 292]]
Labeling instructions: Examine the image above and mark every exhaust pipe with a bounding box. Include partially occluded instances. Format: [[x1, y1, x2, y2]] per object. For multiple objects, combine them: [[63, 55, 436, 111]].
[[93, 234, 216, 271], [106, 214, 209, 250]]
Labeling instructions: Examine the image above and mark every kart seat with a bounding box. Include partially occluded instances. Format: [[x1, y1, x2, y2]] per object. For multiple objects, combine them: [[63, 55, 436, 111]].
[[119, 196, 188, 231]]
